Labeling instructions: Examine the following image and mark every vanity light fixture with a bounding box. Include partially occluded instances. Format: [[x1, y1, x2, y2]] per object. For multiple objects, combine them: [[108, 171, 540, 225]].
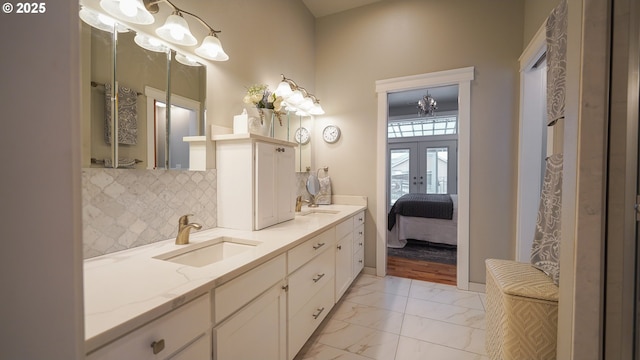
[[83, 0, 229, 61], [195, 33, 229, 61], [147, 0, 228, 61], [100, 0, 155, 25], [79, 6, 129, 33], [175, 53, 201, 67], [133, 33, 167, 52], [274, 74, 325, 116], [155, 11, 197, 46]]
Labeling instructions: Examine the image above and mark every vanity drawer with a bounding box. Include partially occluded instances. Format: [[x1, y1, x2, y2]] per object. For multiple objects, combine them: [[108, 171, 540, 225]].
[[214, 254, 286, 323], [288, 228, 335, 273], [288, 279, 335, 358], [86, 293, 211, 360], [353, 248, 365, 277], [353, 211, 365, 227], [353, 224, 364, 251], [335, 218, 353, 241], [288, 248, 335, 318]]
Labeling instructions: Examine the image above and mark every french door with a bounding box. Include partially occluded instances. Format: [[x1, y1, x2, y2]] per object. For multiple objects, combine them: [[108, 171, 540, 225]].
[[388, 140, 457, 208]]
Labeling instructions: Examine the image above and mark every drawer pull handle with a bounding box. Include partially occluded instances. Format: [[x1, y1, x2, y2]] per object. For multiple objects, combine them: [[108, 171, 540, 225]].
[[313, 273, 325, 283], [150, 339, 165, 355], [312, 242, 325, 250], [359, 217, 363, 222], [312, 307, 325, 319]]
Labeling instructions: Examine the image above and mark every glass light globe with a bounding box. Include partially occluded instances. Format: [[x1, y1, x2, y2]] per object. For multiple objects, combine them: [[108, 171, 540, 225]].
[[156, 14, 197, 46]]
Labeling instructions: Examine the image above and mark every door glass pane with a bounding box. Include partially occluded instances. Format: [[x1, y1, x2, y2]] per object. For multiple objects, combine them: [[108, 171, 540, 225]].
[[390, 149, 410, 205], [425, 147, 448, 194]]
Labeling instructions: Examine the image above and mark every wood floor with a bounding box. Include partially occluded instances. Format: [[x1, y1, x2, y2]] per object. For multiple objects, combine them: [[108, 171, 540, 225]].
[[387, 256, 456, 285]]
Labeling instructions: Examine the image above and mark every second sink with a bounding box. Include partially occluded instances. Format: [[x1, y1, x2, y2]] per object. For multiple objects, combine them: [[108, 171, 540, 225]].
[[154, 237, 260, 267]]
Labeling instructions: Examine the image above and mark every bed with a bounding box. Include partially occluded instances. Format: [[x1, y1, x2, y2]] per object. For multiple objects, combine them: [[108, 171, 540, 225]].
[[387, 193, 458, 248]]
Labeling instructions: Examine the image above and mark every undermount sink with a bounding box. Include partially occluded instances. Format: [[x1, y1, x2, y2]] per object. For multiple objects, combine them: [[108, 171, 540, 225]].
[[297, 209, 340, 216], [154, 237, 260, 267]]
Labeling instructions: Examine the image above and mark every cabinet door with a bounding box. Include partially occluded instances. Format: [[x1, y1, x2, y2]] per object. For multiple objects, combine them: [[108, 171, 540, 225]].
[[335, 233, 353, 300], [276, 145, 295, 222], [255, 142, 278, 230], [214, 284, 287, 360]]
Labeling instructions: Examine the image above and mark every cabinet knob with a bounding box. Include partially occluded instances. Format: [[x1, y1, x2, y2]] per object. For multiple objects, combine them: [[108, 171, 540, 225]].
[[359, 231, 363, 236], [359, 259, 363, 263], [312, 307, 326, 319], [337, 245, 342, 250], [150, 339, 165, 355]]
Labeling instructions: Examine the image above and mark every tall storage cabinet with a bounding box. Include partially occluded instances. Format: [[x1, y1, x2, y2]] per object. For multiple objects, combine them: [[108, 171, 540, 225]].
[[214, 134, 297, 230]]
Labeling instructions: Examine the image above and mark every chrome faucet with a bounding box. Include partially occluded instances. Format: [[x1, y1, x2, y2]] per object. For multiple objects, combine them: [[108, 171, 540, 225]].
[[295, 196, 310, 212], [175, 214, 202, 245]]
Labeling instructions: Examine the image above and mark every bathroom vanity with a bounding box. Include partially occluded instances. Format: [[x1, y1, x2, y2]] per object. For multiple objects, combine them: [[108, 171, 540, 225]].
[[84, 201, 366, 360]]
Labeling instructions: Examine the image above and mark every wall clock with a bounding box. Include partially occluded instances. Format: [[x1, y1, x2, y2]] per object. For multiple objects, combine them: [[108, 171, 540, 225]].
[[294, 127, 310, 145], [322, 125, 341, 144]]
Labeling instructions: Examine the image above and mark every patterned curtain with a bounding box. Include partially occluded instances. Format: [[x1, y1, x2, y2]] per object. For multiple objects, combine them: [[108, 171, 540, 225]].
[[531, 154, 563, 285], [546, 0, 567, 126]]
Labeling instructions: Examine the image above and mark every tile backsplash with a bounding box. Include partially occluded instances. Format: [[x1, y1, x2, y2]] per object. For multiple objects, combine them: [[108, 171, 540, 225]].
[[82, 168, 217, 258]]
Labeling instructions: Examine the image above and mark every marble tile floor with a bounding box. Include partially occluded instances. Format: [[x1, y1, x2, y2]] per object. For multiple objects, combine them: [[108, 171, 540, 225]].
[[295, 274, 488, 360]]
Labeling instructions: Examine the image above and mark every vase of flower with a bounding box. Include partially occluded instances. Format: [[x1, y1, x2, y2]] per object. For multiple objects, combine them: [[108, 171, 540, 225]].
[[243, 84, 284, 137], [257, 108, 274, 136]]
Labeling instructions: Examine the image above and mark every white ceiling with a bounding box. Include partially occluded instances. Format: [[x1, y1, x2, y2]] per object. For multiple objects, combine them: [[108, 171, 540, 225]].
[[302, 0, 383, 18]]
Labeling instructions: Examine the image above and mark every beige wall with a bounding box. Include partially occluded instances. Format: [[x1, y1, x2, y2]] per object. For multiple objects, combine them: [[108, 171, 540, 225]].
[[315, 0, 525, 283], [1, 2, 84, 358], [523, 0, 560, 49]]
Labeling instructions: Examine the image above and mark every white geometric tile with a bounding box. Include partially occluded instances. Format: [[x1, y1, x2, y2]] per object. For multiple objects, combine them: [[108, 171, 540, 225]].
[[395, 336, 489, 360], [405, 298, 485, 329], [82, 168, 217, 258], [295, 342, 372, 360], [409, 281, 484, 310], [315, 320, 400, 360], [331, 300, 405, 334], [401, 314, 486, 355], [344, 286, 408, 313], [349, 274, 412, 297]]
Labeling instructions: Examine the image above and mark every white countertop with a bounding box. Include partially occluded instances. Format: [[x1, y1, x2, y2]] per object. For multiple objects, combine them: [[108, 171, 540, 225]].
[[84, 200, 366, 353]]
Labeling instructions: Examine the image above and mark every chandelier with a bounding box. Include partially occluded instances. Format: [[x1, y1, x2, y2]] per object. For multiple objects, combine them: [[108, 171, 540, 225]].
[[417, 94, 437, 117]]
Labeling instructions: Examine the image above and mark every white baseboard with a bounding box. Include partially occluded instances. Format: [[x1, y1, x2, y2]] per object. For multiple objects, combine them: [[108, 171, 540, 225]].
[[468, 282, 485, 293]]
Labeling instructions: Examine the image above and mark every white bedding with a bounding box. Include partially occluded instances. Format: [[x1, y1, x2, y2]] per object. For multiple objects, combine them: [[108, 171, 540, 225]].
[[387, 194, 457, 248]]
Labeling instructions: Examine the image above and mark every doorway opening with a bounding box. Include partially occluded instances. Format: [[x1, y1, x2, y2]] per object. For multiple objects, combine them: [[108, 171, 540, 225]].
[[145, 86, 201, 170], [375, 67, 473, 290], [386, 86, 459, 284]]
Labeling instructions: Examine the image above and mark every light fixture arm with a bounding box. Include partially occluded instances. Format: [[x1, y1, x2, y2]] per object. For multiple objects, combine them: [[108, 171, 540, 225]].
[[144, 0, 221, 34], [280, 74, 321, 103]]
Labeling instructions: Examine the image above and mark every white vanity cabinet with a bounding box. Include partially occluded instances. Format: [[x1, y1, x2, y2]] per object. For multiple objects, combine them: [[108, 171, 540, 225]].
[[215, 135, 297, 231], [86, 294, 211, 360], [213, 254, 287, 360], [286, 228, 336, 359]]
